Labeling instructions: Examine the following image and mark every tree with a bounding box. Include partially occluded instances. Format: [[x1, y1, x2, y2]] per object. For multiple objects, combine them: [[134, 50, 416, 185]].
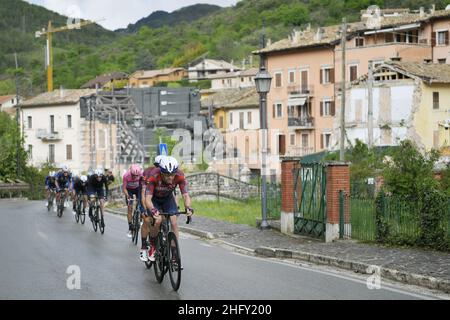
[[135, 49, 155, 70]]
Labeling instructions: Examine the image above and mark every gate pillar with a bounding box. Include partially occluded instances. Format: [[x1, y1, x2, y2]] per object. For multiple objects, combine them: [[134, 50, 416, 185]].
[[280, 158, 299, 235], [325, 162, 350, 242]]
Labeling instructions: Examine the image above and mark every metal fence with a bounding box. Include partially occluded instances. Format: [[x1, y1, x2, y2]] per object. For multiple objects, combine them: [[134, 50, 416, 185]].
[[266, 183, 281, 219]]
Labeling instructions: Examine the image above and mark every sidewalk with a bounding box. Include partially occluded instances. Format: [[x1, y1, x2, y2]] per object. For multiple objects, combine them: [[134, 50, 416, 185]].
[[106, 206, 450, 293]]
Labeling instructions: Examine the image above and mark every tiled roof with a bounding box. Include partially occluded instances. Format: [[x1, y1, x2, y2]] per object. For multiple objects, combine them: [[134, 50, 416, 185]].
[[201, 87, 258, 109], [255, 9, 450, 54], [191, 59, 240, 71], [0, 95, 16, 104], [81, 72, 128, 88], [131, 68, 185, 79], [21, 89, 96, 107], [207, 67, 258, 80]]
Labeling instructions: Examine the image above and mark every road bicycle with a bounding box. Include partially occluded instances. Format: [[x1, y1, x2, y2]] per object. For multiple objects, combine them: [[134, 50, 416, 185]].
[[47, 189, 56, 212], [89, 195, 105, 234], [75, 193, 86, 225], [151, 211, 191, 291], [57, 189, 69, 218], [128, 196, 142, 245]]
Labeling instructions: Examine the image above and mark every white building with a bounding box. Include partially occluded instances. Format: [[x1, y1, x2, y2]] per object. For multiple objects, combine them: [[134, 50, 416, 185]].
[[208, 68, 258, 90], [19, 89, 116, 174], [188, 59, 240, 82], [0, 95, 22, 113]]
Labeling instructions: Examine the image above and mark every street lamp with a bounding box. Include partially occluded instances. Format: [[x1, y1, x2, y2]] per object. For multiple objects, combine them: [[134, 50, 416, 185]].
[[254, 58, 272, 230]]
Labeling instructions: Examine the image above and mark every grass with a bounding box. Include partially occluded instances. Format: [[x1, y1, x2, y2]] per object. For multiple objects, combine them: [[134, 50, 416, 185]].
[[191, 198, 261, 227]]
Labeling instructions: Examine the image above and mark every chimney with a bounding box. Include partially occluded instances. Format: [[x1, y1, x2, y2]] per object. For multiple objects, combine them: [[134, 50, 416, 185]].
[[59, 86, 64, 98], [267, 38, 272, 46], [419, 7, 425, 17], [314, 27, 325, 41], [430, 4, 435, 14], [390, 56, 402, 62]]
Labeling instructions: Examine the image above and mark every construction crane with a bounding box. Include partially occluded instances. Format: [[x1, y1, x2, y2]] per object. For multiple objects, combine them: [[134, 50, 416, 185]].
[[35, 20, 97, 92]]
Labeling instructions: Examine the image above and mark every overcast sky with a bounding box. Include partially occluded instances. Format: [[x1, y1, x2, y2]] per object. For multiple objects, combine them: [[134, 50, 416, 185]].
[[25, 0, 239, 30]]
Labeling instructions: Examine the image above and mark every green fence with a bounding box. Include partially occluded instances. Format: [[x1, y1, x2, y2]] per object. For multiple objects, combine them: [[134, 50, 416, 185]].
[[266, 183, 281, 219]]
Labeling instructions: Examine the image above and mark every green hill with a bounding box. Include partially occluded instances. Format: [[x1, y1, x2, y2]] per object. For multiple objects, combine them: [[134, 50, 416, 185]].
[[0, 0, 447, 96]]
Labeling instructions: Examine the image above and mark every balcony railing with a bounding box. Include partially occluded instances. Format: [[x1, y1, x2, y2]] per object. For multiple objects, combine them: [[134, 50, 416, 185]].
[[287, 84, 314, 95], [287, 147, 314, 157], [288, 117, 314, 128], [36, 129, 63, 141]]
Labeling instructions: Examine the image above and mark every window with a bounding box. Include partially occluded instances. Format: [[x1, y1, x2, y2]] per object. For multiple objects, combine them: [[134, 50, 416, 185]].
[[437, 30, 449, 45], [66, 144, 72, 160], [433, 92, 440, 109], [247, 112, 252, 124], [288, 70, 295, 84], [98, 129, 106, 149], [50, 115, 54, 133], [321, 100, 335, 116], [28, 145, 32, 160], [321, 133, 331, 149], [320, 68, 334, 84], [241, 77, 244, 82], [287, 105, 295, 117], [273, 103, 283, 118], [438, 58, 447, 64], [219, 116, 224, 128], [349, 65, 358, 82], [27, 116, 32, 129], [302, 134, 308, 147], [67, 115, 72, 128], [301, 70, 308, 92], [278, 135, 286, 155], [275, 72, 282, 87], [142, 81, 148, 85], [239, 112, 244, 129], [355, 37, 364, 47], [230, 112, 233, 125], [49, 144, 55, 163], [290, 133, 295, 146]]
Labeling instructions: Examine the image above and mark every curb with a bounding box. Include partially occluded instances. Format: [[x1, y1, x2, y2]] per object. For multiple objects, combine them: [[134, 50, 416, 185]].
[[254, 246, 450, 294]]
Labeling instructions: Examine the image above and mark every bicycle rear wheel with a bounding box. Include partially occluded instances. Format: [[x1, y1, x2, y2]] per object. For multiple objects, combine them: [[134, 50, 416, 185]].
[[99, 206, 105, 234], [75, 198, 80, 223], [57, 196, 63, 218], [132, 209, 140, 245], [80, 200, 86, 224], [92, 206, 98, 232], [153, 232, 165, 283], [168, 232, 182, 291]]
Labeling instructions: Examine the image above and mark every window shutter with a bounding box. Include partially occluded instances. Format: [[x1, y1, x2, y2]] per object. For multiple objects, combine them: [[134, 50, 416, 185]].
[[330, 68, 335, 83], [445, 31, 449, 45], [273, 104, 276, 118], [320, 101, 323, 116], [431, 32, 436, 47], [331, 101, 336, 116], [320, 69, 323, 84], [320, 134, 324, 149]]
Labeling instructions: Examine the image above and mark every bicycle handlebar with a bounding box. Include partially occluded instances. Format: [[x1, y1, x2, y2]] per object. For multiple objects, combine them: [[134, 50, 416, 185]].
[[150, 211, 192, 226]]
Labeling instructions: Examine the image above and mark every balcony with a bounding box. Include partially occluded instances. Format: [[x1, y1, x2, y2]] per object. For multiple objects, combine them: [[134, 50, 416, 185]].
[[288, 117, 314, 129], [287, 84, 314, 96], [287, 147, 314, 157], [36, 129, 63, 141]]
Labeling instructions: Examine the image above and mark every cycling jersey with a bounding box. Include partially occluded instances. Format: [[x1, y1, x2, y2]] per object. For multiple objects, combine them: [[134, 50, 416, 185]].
[[143, 167, 188, 199], [73, 178, 88, 194], [45, 176, 57, 189], [122, 171, 143, 190], [87, 175, 108, 199], [55, 172, 72, 189]]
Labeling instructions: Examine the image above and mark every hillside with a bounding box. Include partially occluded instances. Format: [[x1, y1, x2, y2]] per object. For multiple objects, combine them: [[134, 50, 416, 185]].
[[116, 4, 222, 33], [0, 0, 448, 96]]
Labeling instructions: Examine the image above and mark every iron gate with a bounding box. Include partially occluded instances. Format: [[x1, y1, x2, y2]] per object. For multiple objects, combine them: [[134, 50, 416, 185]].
[[294, 163, 327, 239]]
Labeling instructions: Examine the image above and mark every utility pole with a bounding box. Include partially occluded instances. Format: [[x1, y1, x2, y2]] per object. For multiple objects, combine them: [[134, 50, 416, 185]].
[[368, 60, 374, 148], [14, 53, 21, 178], [339, 18, 347, 162]]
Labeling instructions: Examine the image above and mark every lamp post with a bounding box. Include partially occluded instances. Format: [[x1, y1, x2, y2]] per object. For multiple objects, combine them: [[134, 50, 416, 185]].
[[254, 54, 272, 230]]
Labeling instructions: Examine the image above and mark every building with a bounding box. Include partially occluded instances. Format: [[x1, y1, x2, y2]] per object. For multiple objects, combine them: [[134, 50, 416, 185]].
[[80, 72, 129, 89], [201, 87, 262, 179], [208, 68, 258, 90], [254, 7, 450, 178], [188, 59, 240, 82], [0, 95, 22, 113], [128, 68, 187, 88], [19, 89, 120, 175], [345, 61, 450, 152]]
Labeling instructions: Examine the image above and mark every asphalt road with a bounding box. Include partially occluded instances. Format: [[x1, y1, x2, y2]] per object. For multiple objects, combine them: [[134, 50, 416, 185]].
[[0, 199, 445, 300]]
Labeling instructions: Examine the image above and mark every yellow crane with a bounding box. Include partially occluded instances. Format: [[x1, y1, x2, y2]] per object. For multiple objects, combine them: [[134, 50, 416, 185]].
[[35, 20, 97, 92]]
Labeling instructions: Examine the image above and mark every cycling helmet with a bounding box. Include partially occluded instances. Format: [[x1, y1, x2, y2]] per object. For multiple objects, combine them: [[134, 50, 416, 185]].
[[80, 175, 88, 183], [94, 169, 103, 176], [159, 156, 178, 174], [61, 164, 69, 172], [130, 164, 140, 176], [154, 155, 166, 167]]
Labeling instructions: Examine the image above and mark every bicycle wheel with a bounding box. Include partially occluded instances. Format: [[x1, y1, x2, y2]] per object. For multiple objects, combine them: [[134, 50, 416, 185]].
[[153, 232, 165, 283], [47, 193, 53, 211], [92, 206, 98, 232], [75, 198, 80, 223], [57, 196, 63, 218], [132, 209, 140, 245], [168, 232, 182, 291], [79, 200, 86, 224], [99, 206, 105, 234]]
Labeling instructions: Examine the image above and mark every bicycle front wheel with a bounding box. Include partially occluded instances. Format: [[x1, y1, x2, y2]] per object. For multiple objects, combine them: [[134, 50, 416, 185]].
[[132, 210, 140, 245], [99, 206, 105, 234], [153, 232, 165, 283], [92, 207, 98, 232], [168, 232, 181, 291]]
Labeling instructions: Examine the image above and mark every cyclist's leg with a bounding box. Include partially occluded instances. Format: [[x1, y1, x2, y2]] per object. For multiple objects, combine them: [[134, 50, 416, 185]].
[[72, 189, 77, 211], [98, 188, 105, 216], [163, 195, 180, 240]]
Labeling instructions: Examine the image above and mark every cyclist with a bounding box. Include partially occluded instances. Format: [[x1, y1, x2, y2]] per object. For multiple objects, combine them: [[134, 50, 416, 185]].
[[105, 168, 115, 190], [87, 169, 109, 222], [72, 175, 88, 215], [55, 165, 72, 209], [45, 171, 57, 208], [139, 156, 193, 262], [122, 164, 144, 238]]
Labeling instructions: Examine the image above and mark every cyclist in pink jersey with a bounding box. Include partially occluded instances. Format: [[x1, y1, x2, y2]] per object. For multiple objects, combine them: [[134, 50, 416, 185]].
[[123, 164, 144, 238]]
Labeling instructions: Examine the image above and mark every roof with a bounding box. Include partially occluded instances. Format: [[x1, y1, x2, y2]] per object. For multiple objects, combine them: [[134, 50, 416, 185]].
[[81, 72, 128, 89], [207, 67, 259, 80], [201, 87, 259, 109], [355, 61, 450, 85], [255, 9, 450, 54], [21, 89, 96, 107], [191, 59, 240, 71], [0, 95, 16, 104], [131, 68, 185, 79]]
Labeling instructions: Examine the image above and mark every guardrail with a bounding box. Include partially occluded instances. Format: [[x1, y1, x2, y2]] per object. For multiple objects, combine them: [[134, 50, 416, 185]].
[[0, 179, 30, 198]]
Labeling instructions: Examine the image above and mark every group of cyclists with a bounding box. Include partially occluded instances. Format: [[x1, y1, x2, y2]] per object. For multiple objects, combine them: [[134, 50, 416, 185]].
[[44, 154, 194, 265]]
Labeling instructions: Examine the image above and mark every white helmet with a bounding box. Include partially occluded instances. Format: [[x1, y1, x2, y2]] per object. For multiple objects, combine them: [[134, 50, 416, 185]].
[[159, 156, 178, 174], [61, 164, 69, 172], [80, 175, 88, 183], [154, 155, 166, 166], [94, 169, 103, 176]]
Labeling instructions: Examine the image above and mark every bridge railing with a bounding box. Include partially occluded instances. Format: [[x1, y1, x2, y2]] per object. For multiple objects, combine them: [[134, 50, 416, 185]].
[[0, 179, 30, 198]]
